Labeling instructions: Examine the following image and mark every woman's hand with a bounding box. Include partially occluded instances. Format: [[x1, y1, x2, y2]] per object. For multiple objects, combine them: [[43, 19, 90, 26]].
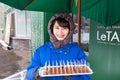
[[34, 67, 44, 80]]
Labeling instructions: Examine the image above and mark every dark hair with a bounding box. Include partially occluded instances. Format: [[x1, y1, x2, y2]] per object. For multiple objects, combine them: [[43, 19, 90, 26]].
[[50, 17, 70, 34]]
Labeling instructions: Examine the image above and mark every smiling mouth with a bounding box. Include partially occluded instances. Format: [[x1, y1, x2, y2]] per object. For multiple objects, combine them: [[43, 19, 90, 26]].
[[57, 35, 64, 38]]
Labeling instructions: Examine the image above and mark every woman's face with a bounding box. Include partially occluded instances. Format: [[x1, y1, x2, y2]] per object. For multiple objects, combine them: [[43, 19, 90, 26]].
[[53, 21, 69, 40]]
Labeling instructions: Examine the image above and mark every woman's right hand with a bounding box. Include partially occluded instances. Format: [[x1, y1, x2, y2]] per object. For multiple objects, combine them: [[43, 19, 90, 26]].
[[34, 67, 44, 80]]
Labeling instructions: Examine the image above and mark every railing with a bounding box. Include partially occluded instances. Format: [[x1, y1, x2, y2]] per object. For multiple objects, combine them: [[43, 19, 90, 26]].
[[2, 70, 27, 80]]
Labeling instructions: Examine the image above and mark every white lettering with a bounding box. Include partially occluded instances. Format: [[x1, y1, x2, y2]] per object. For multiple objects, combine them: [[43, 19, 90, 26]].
[[101, 34, 106, 41], [97, 30, 120, 43], [111, 31, 120, 42], [106, 31, 112, 41], [97, 31, 100, 40]]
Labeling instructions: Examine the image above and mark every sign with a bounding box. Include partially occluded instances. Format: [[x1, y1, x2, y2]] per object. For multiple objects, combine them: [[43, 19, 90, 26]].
[[89, 20, 120, 80], [96, 26, 120, 46]]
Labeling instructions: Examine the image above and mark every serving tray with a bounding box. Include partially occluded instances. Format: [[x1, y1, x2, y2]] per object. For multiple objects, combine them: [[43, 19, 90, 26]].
[[39, 65, 93, 77]]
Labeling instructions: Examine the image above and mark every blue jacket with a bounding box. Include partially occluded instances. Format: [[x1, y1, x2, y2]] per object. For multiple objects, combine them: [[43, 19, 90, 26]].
[[26, 42, 91, 80]]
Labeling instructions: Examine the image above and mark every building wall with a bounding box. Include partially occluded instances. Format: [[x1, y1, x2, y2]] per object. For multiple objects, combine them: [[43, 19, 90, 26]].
[[0, 3, 10, 39], [9, 10, 31, 50], [0, 3, 5, 39]]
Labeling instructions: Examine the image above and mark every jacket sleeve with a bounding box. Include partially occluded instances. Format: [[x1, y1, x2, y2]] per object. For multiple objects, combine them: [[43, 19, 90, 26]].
[[26, 49, 41, 80], [76, 46, 91, 80]]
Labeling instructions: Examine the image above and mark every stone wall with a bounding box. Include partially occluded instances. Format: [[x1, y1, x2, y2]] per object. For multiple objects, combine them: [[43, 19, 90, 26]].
[[11, 37, 31, 50]]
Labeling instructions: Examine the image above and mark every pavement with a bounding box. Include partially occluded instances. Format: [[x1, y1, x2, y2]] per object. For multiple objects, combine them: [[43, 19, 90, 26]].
[[0, 45, 31, 79]]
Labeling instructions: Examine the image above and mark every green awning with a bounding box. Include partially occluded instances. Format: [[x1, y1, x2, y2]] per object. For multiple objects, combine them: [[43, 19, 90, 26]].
[[1, 0, 120, 26], [0, 0, 71, 13], [80, 0, 120, 26]]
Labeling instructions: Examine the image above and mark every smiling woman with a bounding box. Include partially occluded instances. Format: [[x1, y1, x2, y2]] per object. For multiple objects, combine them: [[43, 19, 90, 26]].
[[26, 13, 91, 80]]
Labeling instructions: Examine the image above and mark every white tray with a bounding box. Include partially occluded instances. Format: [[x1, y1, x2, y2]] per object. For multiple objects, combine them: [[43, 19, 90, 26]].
[[39, 65, 93, 77]]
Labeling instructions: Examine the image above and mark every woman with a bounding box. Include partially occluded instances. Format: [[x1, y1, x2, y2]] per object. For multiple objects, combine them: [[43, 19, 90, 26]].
[[26, 13, 91, 80]]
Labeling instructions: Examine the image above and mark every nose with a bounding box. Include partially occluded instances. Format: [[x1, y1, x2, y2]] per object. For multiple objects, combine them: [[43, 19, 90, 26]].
[[58, 29, 63, 35]]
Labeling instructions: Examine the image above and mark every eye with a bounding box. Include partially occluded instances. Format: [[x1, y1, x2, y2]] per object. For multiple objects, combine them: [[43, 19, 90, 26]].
[[56, 27, 59, 29], [54, 26, 59, 29], [63, 27, 68, 29]]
